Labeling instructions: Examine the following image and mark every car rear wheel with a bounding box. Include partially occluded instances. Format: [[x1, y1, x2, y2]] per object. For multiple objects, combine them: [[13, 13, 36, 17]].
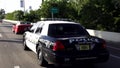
[[23, 40, 30, 51], [37, 46, 48, 66]]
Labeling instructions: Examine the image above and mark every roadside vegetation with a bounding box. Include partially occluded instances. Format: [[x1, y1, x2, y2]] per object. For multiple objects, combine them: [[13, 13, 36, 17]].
[[0, 9, 5, 20], [2, 0, 120, 32]]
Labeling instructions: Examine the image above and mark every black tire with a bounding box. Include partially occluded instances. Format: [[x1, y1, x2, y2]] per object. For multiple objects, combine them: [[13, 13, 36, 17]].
[[23, 40, 30, 51], [15, 31, 18, 34], [12, 30, 15, 33], [37, 46, 48, 66]]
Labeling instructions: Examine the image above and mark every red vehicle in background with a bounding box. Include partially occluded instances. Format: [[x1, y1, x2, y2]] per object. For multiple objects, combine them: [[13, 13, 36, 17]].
[[12, 21, 32, 34]]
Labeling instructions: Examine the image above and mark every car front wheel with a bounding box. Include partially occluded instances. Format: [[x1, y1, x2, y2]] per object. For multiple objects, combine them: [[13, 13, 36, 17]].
[[23, 40, 30, 51]]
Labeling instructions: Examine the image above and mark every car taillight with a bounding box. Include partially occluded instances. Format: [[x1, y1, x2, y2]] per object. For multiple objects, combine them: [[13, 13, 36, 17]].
[[102, 40, 106, 48], [53, 41, 65, 51]]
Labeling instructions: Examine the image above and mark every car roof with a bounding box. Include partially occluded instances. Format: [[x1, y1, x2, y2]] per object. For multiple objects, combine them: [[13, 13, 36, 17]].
[[37, 20, 80, 25]]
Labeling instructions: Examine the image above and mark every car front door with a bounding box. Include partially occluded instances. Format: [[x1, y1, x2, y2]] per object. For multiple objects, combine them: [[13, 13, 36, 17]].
[[26, 23, 44, 53]]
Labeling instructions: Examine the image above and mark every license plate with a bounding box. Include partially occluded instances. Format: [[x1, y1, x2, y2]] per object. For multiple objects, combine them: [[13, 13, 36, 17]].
[[80, 45, 90, 50]]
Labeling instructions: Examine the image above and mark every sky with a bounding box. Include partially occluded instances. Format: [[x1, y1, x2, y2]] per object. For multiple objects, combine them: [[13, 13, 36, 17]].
[[0, 0, 42, 13]]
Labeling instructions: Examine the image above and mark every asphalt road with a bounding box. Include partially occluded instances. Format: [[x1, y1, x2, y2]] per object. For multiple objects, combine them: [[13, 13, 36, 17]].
[[0, 22, 120, 68]]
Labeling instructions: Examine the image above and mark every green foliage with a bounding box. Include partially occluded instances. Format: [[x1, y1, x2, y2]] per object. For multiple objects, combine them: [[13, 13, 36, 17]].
[[79, 0, 115, 30], [73, 0, 120, 32], [4, 0, 120, 32], [5, 13, 14, 20], [5, 10, 40, 22], [114, 17, 120, 32], [13, 10, 24, 21], [0, 9, 5, 19], [39, 0, 77, 19], [69, 0, 89, 15], [5, 10, 24, 21], [24, 10, 40, 22]]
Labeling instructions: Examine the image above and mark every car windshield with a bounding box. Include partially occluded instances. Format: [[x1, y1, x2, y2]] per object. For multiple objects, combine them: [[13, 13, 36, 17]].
[[48, 23, 89, 38]]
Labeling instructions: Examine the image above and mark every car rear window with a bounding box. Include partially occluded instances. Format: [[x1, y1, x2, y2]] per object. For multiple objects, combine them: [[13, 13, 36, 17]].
[[48, 23, 89, 38]]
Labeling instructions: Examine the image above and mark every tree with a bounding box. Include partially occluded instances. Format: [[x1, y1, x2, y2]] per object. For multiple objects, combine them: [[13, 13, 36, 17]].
[[5, 10, 24, 21], [24, 10, 40, 22], [4, 0, 120, 32], [70, 0, 119, 32], [5, 13, 14, 20], [0, 9, 5, 19], [13, 10, 24, 21], [39, 0, 77, 19]]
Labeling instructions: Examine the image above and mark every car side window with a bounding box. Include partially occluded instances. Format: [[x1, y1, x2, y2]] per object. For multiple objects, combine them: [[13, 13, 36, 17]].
[[35, 27, 42, 33], [30, 25, 37, 33], [35, 23, 44, 34], [30, 29, 35, 33]]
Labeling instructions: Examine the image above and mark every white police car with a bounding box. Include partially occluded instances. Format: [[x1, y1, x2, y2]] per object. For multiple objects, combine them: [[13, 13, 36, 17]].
[[23, 18, 109, 66]]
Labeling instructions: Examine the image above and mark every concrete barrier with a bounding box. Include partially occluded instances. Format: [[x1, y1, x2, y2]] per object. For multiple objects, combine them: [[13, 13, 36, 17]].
[[3, 19, 34, 25], [3, 19, 19, 24], [3, 19, 120, 42], [87, 29, 120, 42]]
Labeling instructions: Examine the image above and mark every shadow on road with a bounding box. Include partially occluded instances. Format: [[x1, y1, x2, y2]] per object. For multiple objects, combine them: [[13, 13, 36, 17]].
[[0, 39, 22, 44], [43, 63, 95, 68]]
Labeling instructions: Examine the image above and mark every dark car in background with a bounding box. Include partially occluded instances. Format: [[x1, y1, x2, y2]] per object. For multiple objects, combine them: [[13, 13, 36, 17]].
[[23, 19, 109, 67], [12, 21, 32, 34]]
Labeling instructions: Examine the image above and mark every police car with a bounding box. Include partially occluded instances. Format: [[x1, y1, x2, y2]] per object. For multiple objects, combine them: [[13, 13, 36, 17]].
[[23, 19, 109, 66]]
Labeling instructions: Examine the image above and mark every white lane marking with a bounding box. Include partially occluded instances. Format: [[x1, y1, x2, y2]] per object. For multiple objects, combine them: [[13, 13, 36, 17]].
[[14, 66, 20, 68], [110, 54, 120, 59], [107, 46, 120, 51], [0, 33, 2, 38]]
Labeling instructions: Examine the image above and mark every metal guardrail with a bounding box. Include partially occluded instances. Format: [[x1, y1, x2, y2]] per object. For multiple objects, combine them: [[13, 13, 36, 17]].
[[3, 19, 19, 24]]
